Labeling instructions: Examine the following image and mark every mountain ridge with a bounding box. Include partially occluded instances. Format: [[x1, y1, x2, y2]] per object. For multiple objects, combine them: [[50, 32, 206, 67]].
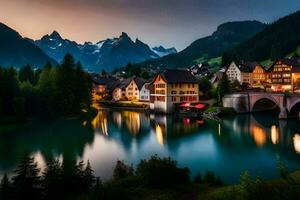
[[0, 22, 57, 68], [33, 31, 177, 71], [138, 20, 266, 68]]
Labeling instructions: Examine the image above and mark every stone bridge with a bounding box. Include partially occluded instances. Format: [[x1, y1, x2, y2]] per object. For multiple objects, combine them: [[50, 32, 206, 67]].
[[223, 92, 300, 119]]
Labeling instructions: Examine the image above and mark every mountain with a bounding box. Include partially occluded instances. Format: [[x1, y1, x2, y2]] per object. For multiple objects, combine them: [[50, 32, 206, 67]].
[[139, 20, 266, 68], [0, 23, 57, 68], [229, 11, 300, 62], [34, 31, 176, 71], [152, 46, 177, 57]]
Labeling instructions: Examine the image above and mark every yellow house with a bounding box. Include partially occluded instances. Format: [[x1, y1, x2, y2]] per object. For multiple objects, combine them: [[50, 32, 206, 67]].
[[149, 69, 199, 113]]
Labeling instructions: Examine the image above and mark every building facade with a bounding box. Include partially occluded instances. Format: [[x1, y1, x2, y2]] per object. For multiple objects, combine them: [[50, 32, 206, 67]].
[[252, 65, 267, 88], [139, 83, 150, 101], [270, 59, 300, 92], [112, 77, 145, 101], [149, 69, 199, 113]]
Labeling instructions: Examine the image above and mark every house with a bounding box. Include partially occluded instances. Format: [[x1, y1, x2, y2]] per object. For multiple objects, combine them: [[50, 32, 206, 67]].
[[226, 62, 257, 85], [149, 69, 199, 113], [251, 64, 268, 88], [112, 77, 145, 101], [92, 76, 118, 100], [269, 58, 300, 92], [139, 82, 150, 102]]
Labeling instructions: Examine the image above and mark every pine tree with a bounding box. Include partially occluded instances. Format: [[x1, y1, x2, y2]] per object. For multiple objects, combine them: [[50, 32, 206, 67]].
[[42, 159, 62, 199], [19, 64, 35, 84], [83, 160, 96, 192], [0, 173, 12, 200], [12, 155, 41, 200]]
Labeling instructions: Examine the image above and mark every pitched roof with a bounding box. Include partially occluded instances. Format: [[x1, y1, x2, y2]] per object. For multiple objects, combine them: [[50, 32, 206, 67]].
[[116, 76, 146, 90], [270, 58, 300, 73], [160, 69, 199, 83], [237, 61, 260, 73]]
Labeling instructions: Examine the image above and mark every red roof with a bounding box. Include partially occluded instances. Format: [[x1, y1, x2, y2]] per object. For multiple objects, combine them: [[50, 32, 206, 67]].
[[179, 103, 191, 107], [193, 104, 206, 109]]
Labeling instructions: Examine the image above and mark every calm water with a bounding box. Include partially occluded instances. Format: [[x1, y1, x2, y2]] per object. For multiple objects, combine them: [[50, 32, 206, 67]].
[[1, 110, 300, 183]]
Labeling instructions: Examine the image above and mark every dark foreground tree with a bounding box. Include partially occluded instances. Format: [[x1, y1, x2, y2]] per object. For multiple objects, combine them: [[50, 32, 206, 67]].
[[12, 155, 41, 200], [0, 174, 12, 200]]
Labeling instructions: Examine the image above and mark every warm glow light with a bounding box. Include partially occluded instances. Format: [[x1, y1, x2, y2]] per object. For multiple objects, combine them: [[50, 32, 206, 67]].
[[92, 111, 108, 136], [271, 125, 279, 144], [252, 126, 266, 147], [293, 134, 300, 154], [124, 111, 141, 135], [155, 124, 164, 146]]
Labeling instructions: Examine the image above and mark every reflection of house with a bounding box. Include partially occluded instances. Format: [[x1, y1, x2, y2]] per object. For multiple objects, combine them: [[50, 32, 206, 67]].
[[149, 69, 199, 113], [112, 77, 145, 101], [269, 58, 300, 92], [92, 76, 118, 100]]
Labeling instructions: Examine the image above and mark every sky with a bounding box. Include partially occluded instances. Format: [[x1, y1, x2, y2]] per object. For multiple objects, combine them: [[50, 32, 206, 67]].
[[0, 0, 300, 50]]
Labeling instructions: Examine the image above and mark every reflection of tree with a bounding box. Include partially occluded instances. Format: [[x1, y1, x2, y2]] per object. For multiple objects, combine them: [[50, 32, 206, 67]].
[[0, 120, 94, 173]]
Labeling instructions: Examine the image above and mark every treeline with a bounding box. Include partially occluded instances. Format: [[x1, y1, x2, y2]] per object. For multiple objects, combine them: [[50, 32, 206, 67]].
[[0, 155, 223, 200], [0, 54, 92, 122]]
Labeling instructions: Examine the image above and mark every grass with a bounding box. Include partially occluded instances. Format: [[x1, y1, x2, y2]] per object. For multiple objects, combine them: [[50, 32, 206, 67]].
[[193, 56, 222, 72], [202, 170, 300, 200]]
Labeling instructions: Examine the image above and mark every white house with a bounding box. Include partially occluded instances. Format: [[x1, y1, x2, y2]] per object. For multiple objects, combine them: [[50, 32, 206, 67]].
[[226, 62, 242, 83], [139, 83, 150, 101]]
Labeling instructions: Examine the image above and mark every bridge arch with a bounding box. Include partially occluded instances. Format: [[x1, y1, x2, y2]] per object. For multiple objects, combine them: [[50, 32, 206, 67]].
[[250, 95, 281, 113]]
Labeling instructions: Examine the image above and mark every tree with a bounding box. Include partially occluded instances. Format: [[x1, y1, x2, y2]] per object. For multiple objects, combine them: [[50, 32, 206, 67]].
[[113, 160, 134, 180], [221, 52, 233, 67], [140, 71, 150, 80], [42, 159, 62, 199], [199, 76, 212, 94], [12, 155, 41, 200], [0, 67, 19, 115], [82, 160, 96, 192], [136, 155, 190, 188], [0, 174, 12, 200], [101, 69, 107, 76], [216, 74, 230, 102], [19, 64, 35, 84]]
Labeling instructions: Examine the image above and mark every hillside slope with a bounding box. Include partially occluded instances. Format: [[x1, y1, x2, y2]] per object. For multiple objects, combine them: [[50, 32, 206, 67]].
[[139, 20, 266, 68]]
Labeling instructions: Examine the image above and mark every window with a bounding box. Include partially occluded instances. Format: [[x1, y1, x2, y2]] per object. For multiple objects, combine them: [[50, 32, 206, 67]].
[[156, 96, 165, 102], [171, 97, 176, 102]]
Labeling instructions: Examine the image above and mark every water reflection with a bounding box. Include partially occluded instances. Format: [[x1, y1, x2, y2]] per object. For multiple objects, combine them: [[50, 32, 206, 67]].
[[271, 125, 279, 145], [293, 134, 300, 154], [1, 110, 300, 183], [92, 111, 108, 135], [155, 124, 164, 146], [251, 126, 267, 147]]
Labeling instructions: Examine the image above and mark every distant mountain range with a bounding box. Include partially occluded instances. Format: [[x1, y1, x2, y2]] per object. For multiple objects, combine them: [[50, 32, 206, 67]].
[[30, 31, 177, 71], [0, 23, 56, 68], [139, 20, 266, 68], [1, 10, 300, 71]]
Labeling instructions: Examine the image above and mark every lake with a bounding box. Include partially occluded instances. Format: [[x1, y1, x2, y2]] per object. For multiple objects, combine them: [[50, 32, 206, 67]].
[[0, 110, 300, 183]]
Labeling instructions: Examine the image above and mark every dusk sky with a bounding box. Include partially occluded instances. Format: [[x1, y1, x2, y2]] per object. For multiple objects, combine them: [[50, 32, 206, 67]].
[[1, 0, 300, 50]]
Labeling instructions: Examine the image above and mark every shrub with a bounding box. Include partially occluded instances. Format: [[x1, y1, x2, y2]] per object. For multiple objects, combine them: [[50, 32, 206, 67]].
[[136, 155, 190, 188]]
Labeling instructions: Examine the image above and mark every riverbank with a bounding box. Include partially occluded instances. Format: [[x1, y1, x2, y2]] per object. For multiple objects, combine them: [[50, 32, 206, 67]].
[[202, 170, 300, 200]]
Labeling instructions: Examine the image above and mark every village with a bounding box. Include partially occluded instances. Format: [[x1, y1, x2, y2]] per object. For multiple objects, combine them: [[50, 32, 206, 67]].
[[91, 56, 300, 115]]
